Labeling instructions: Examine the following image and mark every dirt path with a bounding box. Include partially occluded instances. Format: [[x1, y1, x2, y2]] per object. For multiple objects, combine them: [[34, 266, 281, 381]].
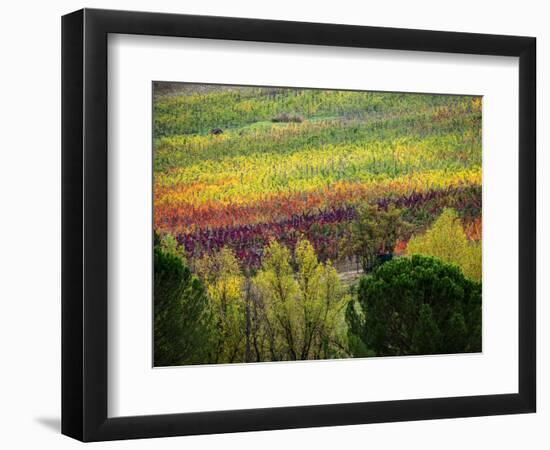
[[338, 269, 363, 286]]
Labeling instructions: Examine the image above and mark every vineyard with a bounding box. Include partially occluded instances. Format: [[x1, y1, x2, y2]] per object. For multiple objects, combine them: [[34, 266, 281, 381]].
[[154, 85, 481, 272], [153, 83, 482, 366]]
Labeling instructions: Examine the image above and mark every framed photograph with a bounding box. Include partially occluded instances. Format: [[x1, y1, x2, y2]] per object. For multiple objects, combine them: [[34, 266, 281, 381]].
[[62, 8, 536, 442]]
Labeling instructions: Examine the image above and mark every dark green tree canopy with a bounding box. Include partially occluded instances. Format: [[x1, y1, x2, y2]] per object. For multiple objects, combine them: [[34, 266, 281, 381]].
[[154, 241, 213, 366], [347, 255, 481, 357]]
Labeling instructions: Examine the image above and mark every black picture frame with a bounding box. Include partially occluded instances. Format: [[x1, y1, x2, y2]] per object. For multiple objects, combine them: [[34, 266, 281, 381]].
[[62, 8, 536, 442]]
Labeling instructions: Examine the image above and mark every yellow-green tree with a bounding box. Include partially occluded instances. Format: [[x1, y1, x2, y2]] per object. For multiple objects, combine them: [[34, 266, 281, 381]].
[[295, 240, 349, 359], [158, 233, 186, 262], [254, 239, 349, 361], [295, 240, 330, 359], [314, 260, 349, 359], [195, 248, 246, 363], [254, 240, 300, 360], [405, 208, 481, 281]]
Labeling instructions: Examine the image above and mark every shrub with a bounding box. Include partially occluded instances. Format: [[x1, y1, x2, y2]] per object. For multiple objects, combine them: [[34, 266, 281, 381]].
[[271, 113, 303, 123]]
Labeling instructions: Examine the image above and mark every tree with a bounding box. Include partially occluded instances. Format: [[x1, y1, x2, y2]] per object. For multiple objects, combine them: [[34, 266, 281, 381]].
[[345, 205, 410, 273], [195, 247, 246, 364], [254, 239, 349, 361], [405, 208, 481, 281], [314, 260, 350, 359], [254, 240, 300, 360], [153, 239, 213, 366], [346, 255, 481, 357], [295, 239, 323, 359], [158, 232, 187, 262]]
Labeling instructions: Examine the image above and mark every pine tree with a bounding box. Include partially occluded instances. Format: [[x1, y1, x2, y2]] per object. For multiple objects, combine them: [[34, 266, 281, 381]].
[[347, 255, 481, 356], [153, 240, 213, 366]]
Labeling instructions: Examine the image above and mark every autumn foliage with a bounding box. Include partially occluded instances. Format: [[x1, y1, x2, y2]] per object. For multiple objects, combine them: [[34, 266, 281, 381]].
[[405, 208, 482, 282], [153, 84, 482, 365]]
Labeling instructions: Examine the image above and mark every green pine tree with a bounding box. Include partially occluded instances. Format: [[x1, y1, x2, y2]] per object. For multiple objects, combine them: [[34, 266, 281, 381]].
[[347, 255, 481, 357]]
